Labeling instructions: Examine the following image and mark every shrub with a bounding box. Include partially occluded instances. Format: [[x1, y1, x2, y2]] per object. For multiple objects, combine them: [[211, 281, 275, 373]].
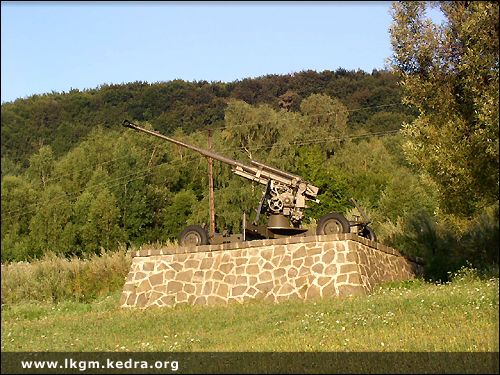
[[386, 204, 499, 283]]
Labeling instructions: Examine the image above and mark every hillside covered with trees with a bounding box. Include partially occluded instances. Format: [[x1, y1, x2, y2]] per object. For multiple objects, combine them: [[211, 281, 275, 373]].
[[1, 69, 414, 255], [1, 69, 412, 169], [1, 2, 498, 281]]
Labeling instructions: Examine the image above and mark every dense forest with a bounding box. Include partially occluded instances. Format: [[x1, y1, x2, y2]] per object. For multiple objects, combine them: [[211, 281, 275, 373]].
[[1, 2, 498, 281], [1, 68, 412, 168]]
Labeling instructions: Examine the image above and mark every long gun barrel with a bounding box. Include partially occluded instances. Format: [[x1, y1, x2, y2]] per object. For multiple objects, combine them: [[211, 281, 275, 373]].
[[123, 119, 246, 169], [122, 120, 319, 200]]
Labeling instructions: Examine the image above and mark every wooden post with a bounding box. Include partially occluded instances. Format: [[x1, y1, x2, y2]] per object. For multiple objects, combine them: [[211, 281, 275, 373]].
[[208, 129, 215, 236]]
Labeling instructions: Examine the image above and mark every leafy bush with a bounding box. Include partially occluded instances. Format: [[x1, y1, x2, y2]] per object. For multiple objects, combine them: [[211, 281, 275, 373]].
[[460, 203, 499, 268], [386, 204, 499, 282]]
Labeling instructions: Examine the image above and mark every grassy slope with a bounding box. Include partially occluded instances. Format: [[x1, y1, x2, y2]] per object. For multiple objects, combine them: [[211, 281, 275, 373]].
[[1, 277, 498, 352]]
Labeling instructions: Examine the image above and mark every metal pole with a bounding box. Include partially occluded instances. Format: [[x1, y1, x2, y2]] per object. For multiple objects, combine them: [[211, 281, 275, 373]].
[[242, 212, 246, 241], [208, 129, 216, 236]]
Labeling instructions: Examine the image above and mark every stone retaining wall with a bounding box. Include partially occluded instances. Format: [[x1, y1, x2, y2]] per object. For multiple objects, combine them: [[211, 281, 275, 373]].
[[120, 234, 423, 308]]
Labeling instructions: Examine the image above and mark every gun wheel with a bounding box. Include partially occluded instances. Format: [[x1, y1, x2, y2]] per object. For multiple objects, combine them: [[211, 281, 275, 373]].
[[316, 213, 350, 235], [179, 225, 209, 246], [359, 226, 377, 242]]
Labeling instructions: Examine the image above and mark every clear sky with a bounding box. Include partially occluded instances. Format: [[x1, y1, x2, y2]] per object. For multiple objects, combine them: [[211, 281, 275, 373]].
[[2, 1, 406, 103]]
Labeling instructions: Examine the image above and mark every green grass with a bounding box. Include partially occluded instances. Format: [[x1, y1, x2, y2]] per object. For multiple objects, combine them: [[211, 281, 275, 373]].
[[2, 276, 498, 352]]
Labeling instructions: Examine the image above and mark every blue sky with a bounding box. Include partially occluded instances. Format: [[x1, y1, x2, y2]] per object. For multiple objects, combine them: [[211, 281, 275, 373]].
[[1, 1, 439, 103]]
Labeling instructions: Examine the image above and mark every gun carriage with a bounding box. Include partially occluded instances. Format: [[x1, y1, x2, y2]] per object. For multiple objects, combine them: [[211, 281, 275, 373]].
[[122, 120, 376, 246]]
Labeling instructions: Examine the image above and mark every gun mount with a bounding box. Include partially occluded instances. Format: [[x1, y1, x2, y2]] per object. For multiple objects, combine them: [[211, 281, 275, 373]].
[[122, 120, 376, 246]]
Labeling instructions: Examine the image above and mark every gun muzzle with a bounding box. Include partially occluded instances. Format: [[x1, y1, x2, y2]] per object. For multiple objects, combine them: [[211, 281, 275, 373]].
[[122, 119, 134, 128]]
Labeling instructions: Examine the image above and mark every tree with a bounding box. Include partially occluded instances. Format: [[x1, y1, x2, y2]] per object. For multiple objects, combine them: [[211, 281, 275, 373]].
[[84, 188, 122, 252], [299, 93, 348, 155], [28, 184, 74, 257], [292, 145, 351, 219], [331, 137, 397, 207], [1, 175, 39, 261], [389, 1, 499, 216], [26, 145, 55, 188], [221, 95, 349, 169], [221, 99, 283, 163], [1, 156, 22, 178], [162, 189, 198, 239]]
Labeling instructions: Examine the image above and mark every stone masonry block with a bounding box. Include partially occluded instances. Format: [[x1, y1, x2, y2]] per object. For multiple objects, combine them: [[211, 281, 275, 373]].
[[142, 262, 155, 271], [322, 251, 334, 264], [340, 263, 358, 274], [119, 292, 129, 306], [263, 261, 274, 270], [175, 270, 193, 282], [231, 285, 248, 296], [293, 246, 307, 259], [136, 279, 152, 294], [311, 263, 324, 274], [136, 293, 148, 308], [235, 258, 247, 266], [246, 265, 259, 275], [149, 273, 164, 287], [336, 242, 345, 252], [167, 281, 183, 293], [337, 284, 366, 297], [279, 255, 291, 267], [336, 274, 348, 283], [345, 251, 359, 263], [122, 235, 421, 308], [324, 264, 337, 275], [216, 283, 229, 297], [305, 284, 321, 299], [347, 272, 362, 285]]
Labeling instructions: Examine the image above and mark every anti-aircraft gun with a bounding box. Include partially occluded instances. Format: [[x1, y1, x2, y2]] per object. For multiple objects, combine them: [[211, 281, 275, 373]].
[[122, 120, 376, 246]]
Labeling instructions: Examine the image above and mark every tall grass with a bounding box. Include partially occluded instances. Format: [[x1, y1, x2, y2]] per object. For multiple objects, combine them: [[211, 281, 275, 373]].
[[1, 249, 131, 305], [1, 240, 181, 305]]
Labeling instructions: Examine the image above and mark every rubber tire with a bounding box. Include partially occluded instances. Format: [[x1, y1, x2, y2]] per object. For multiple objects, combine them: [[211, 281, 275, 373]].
[[178, 225, 209, 246], [360, 226, 377, 242], [316, 213, 350, 235]]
